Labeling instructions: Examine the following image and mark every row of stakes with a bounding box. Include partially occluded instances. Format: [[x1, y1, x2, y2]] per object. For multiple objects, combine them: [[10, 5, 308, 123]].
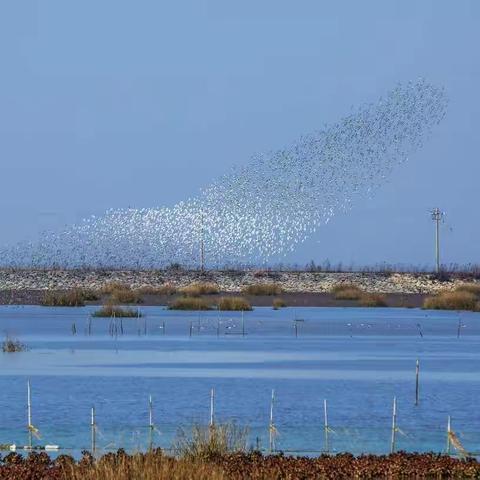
[[71, 311, 304, 338], [2, 362, 469, 457]]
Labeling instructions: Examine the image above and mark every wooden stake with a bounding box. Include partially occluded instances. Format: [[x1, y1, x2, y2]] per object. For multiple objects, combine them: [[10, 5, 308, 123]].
[[242, 310, 245, 337], [447, 415, 451, 454], [162, 320, 166, 335], [457, 318, 461, 339], [210, 388, 215, 427], [27, 380, 32, 449], [189, 321, 193, 337], [390, 396, 397, 454], [148, 395, 154, 451], [91, 406, 96, 455], [269, 389, 276, 453], [415, 359, 420, 406], [323, 399, 329, 453]]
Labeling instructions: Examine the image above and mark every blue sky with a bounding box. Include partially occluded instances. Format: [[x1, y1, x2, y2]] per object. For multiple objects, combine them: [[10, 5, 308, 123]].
[[0, 1, 478, 267]]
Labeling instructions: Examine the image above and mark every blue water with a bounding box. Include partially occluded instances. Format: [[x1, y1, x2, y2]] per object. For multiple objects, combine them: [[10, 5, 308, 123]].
[[0, 306, 479, 457]]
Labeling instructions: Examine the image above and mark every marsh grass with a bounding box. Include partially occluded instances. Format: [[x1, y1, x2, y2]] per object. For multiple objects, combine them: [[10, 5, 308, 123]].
[[40, 289, 86, 307], [272, 297, 287, 309], [101, 282, 131, 294], [111, 289, 143, 304], [137, 284, 177, 295], [454, 283, 480, 296], [168, 297, 213, 310], [174, 423, 250, 461], [423, 290, 478, 311], [359, 293, 387, 307], [181, 282, 219, 297], [242, 283, 283, 296], [2, 336, 28, 352], [217, 297, 252, 311], [92, 305, 142, 317], [331, 283, 363, 300]]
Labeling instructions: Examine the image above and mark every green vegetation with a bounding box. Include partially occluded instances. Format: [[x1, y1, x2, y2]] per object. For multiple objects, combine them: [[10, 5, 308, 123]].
[[217, 297, 252, 311], [2, 336, 28, 352], [92, 305, 142, 317], [181, 282, 219, 297], [423, 290, 479, 311], [168, 297, 214, 310], [242, 283, 283, 296], [272, 297, 287, 309]]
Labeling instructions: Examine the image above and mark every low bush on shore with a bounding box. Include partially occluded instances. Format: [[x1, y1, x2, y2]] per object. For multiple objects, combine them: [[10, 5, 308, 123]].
[[181, 282, 219, 297], [41, 290, 86, 307], [137, 284, 177, 295], [2, 336, 28, 353], [454, 282, 480, 296], [100, 281, 131, 294], [331, 283, 363, 300], [242, 283, 283, 296], [423, 290, 479, 311], [359, 293, 387, 307], [111, 288, 143, 304], [92, 305, 142, 317], [168, 297, 213, 310], [272, 297, 287, 309], [0, 450, 479, 479], [216, 297, 252, 311]]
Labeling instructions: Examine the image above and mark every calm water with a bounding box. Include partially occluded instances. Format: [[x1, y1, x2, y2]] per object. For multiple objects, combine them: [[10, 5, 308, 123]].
[[0, 306, 479, 456]]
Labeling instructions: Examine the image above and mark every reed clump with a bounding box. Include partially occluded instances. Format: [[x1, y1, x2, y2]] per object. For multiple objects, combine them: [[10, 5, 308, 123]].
[[40, 289, 86, 307], [454, 283, 480, 296], [137, 284, 177, 295], [217, 297, 252, 311], [2, 336, 28, 353], [242, 283, 283, 296], [100, 282, 131, 295], [174, 423, 250, 461], [111, 289, 143, 304], [359, 293, 387, 307], [272, 298, 287, 309], [92, 305, 142, 317], [423, 290, 479, 311], [168, 297, 213, 310], [331, 283, 363, 300], [181, 282, 219, 297]]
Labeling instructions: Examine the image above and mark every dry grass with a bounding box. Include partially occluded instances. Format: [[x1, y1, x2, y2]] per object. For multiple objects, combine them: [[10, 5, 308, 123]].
[[242, 283, 283, 296], [111, 289, 143, 304], [359, 293, 387, 307], [331, 283, 363, 300], [92, 305, 142, 317], [40, 290, 86, 307], [137, 284, 177, 295], [423, 290, 478, 311], [2, 336, 28, 352], [454, 283, 480, 296], [272, 297, 287, 309], [181, 282, 219, 297], [217, 297, 252, 311], [168, 297, 213, 310], [101, 282, 131, 294]]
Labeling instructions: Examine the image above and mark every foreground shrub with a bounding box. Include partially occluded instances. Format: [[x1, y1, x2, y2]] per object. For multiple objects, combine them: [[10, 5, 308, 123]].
[[359, 293, 387, 307], [41, 290, 85, 307], [272, 298, 287, 309], [137, 284, 177, 295], [92, 305, 142, 317], [2, 336, 28, 353], [181, 282, 219, 297], [331, 283, 363, 300], [168, 297, 213, 310], [217, 297, 252, 311], [423, 290, 478, 311], [242, 283, 283, 296], [174, 423, 249, 461]]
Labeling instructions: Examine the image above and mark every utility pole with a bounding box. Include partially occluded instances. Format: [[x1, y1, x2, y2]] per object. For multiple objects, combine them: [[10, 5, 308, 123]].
[[431, 208, 444, 273]]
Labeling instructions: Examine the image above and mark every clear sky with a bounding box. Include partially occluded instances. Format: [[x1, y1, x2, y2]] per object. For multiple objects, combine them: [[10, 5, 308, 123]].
[[0, 1, 478, 268]]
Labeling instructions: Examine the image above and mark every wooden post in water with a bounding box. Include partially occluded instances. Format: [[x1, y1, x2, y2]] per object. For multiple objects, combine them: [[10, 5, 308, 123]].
[[457, 318, 461, 339], [446, 415, 451, 454], [323, 399, 329, 453], [27, 380, 32, 449], [242, 310, 245, 337], [217, 319, 220, 337], [162, 320, 166, 335], [294, 321, 298, 338], [91, 406, 96, 455], [144, 317, 147, 336], [210, 388, 215, 428], [189, 321, 193, 337], [269, 389, 276, 453], [415, 359, 420, 406], [148, 395, 154, 451], [390, 396, 397, 454]]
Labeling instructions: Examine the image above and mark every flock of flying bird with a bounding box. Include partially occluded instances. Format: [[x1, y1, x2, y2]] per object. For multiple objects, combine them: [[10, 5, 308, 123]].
[[1, 80, 447, 269]]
